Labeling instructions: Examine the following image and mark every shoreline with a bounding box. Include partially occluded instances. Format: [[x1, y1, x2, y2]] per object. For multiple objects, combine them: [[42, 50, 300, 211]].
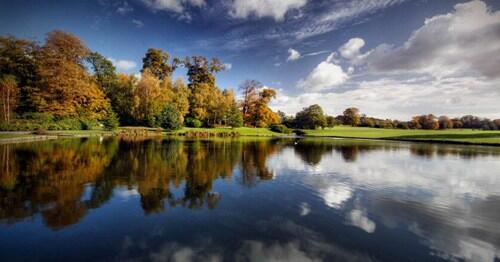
[[1, 129, 500, 147]]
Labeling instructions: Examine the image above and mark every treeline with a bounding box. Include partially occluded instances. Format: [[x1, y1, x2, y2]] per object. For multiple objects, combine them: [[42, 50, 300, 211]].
[[0, 30, 280, 130], [279, 105, 500, 131]]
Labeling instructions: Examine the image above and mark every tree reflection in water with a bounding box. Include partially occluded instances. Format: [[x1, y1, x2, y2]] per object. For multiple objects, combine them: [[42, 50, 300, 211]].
[[0, 138, 282, 229], [1, 137, 499, 230]]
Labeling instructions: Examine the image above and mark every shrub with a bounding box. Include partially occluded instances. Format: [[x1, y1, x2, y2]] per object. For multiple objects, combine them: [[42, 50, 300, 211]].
[[157, 105, 182, 130], [293, 129, 306, 136], [185, 117, 202, 128], [33, 128, 48, 135], [103, 111, 120, 130], [269, 124, 292, 134], [79, 118, 100, 130]]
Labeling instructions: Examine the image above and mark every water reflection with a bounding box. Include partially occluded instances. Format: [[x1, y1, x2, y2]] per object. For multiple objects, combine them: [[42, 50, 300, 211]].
[[0, 138, 281, 228], [1, 137, 500, 261]]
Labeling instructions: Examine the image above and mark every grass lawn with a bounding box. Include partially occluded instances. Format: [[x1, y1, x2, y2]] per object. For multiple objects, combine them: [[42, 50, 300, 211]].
[[0, 133, 34, 139], [303, 126, 500, 145]]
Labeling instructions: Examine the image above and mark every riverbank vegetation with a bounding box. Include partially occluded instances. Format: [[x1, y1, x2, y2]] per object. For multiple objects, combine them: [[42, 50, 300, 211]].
[[0, 30, 279, 132], [1, 30, 499, 143]]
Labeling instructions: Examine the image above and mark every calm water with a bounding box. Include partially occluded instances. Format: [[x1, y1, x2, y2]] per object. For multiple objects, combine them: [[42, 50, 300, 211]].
[[1, 137, 500, 262]]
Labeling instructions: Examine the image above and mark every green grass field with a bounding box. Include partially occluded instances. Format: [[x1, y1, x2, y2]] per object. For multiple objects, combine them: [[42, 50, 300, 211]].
[[303, 126, 500, 145]]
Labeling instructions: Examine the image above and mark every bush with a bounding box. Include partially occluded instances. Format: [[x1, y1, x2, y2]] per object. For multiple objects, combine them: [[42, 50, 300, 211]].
[[185, 117, 202, 128], [33, 128, 48, 135], [293, 129, 306, 136], [79, 118, 100, 130], [269, 124, 292, 134], [103, 111, 120, 130], [158, 106, 182, 130], [53, 118, 83, 130]]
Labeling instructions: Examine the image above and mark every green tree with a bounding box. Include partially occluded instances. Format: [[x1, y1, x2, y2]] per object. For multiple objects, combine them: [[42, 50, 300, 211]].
[[141, 48, 179, 80], [326, 116, 336, 128], [157, 105, 182, 130], [108, 73, 137, 125], [87, 52, 117, 95], [343, 107, 361, 126], [295, 104, 327, 129], [0, 36, 40, 112]]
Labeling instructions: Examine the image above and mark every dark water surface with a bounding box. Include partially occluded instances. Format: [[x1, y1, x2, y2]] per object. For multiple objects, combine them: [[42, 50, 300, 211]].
[[1, 137, 500, 262]]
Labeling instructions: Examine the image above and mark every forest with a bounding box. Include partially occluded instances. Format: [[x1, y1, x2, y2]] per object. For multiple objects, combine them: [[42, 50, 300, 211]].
[[0, 30, 279, 131], [1, 30, 499, 132]]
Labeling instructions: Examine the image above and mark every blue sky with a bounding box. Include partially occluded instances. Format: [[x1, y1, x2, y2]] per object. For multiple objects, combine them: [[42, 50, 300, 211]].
[[1, 0, 499, 119]]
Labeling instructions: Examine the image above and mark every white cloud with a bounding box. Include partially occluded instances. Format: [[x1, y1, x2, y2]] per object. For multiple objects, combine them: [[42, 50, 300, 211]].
[[300, 202, 311, 216], [293, 0, 406, 39], [116, 1, 134, 15], [229, 0, 307, 21], [224, 63, 232, 70], [132, 19, 144, 28], [296, 52, 349, 91], [273, 76, 500, 119], [142, 0, 205, 13], [287, 48, 301, 61], [364, 0, 500, 79], [338, 37, 370, 65], [108, 58, 137, 71], [346, 209, 376, 233]]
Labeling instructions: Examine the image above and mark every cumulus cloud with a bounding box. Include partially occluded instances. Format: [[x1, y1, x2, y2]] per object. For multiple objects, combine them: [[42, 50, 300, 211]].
[[296, 52, 349, 91], [287, 48, 301, 61], [229, 0, 307, 21], [365, 0, 500, 79], [273, 76, 500, 119], [142, 0, 205, 13], [338, 37, 370, 65], [108, 58, 137, 71]]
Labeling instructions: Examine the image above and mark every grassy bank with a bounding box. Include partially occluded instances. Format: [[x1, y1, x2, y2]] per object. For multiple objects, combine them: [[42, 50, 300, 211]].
[[302, 126, 500, 145], [0, 126, 285, 143], [170, 127, 286, 137], [2, 126, 500, 146]]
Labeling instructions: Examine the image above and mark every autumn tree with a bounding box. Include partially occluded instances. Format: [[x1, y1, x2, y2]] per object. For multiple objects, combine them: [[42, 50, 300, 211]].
[[251, 88, 279, 127], [0, 75, 19, 123], [410, 114, 439, 130], [183, 56, 225, 125], [0, 36, 40, 112], [142, 48, 179, 80], [133, 69, 167, 126], [36, 30, 112, 120], [159, 76, 190, 124], [343, 107, 361, 126], [294, 104, 327, 129], [239, 80, 260, 124], [438, 115, 453, 129]]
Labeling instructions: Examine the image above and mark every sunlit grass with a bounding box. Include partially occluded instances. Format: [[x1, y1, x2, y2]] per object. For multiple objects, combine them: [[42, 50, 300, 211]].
[[303, 126, 500, 145]]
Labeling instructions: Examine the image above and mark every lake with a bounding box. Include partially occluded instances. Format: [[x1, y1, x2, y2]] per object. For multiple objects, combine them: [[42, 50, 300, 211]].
[[1, 137, 500, 262]]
